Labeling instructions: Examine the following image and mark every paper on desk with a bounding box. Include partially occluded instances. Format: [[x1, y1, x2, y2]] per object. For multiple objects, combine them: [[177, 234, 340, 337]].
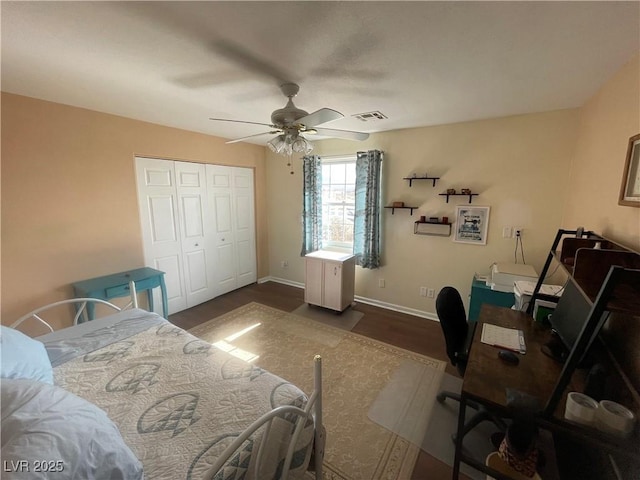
[[481, 324, 526, 354]]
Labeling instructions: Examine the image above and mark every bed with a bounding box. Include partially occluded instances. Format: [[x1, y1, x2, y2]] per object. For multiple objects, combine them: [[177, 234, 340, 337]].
[[1, 298, 324, 480]]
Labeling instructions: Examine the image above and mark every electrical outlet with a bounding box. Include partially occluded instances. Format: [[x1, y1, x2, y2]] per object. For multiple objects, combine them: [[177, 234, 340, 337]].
[[379, 279, 385, 288], [419, 286, 427, 297], [281, 260, 288, 268], [427, 288, 435, 298], [514, 227, 523, 237], [502, 226, 512, 238]]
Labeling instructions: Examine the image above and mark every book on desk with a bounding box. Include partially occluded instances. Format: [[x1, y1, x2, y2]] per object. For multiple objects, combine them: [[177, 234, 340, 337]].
[[480, 323, 527, 354]]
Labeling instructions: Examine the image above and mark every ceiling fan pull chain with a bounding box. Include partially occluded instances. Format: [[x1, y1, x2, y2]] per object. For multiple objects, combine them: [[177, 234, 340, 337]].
[[287, 155, 294, 175]]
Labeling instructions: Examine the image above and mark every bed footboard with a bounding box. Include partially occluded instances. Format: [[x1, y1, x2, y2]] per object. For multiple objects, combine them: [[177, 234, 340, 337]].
[[11, 281, 140, 333], [10, 298, 123, 333], [204, 355, 324, 480]]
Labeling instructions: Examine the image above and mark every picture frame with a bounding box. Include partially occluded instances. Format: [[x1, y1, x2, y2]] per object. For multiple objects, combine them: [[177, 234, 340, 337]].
[[453, 206, 490, 245], [618, 133, 640, 207]]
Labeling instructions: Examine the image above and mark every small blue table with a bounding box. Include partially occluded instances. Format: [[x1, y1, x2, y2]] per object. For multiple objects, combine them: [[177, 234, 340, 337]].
[[72, 267, 168, 321]]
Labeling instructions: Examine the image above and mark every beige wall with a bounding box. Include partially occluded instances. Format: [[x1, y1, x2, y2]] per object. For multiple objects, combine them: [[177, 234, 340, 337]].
[[267, 109, 580, 317], [562, 53, 640, 250], [3, 52, 637, 329], [1, 93, 267, 330], [562, 53, 640, 390]]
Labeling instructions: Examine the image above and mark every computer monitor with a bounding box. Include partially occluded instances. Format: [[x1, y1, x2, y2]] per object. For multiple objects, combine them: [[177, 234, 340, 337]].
[[546, 277, 609, 363]]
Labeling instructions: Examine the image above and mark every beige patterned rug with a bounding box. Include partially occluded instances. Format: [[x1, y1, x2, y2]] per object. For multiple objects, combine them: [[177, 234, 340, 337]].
[[291, 303, 363, 333], [189, 302, 446, 480]]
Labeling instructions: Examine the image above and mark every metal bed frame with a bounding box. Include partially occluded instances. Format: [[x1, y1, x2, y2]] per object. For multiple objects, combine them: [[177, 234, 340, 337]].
[[10, 295, 324, 480]]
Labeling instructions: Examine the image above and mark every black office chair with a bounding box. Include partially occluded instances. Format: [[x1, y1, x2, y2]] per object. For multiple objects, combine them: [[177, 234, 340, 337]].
[[436, 286, 506, 439]]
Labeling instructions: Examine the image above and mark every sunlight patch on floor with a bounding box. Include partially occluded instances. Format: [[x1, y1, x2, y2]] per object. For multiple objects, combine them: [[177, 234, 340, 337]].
[[212, 322, 261, 362]]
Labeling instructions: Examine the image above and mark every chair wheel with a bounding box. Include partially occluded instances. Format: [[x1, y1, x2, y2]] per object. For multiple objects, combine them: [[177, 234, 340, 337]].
[[436, 393, 447, 403]]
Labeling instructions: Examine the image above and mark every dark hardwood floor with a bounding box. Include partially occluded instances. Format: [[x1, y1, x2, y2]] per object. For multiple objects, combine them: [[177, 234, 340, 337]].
[[169, 281, 469, 480]]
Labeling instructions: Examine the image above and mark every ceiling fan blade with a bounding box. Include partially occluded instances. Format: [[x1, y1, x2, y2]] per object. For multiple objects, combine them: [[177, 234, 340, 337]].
[[296, 108, 344, 128], [173, 70, 245, 89], [212, 40, 295, 84], [313, 127, 369, 141], [226, 131, 282, 144], [210, 117, 276, 129]]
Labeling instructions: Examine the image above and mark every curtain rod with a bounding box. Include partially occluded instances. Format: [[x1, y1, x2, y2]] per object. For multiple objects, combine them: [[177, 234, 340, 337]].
[[319, 151, 384, 159], [318, 153, 356, 159]]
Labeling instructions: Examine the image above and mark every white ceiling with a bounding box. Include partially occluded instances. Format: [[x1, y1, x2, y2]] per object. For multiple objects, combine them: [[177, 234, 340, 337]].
[[2, 1, 639, 145]]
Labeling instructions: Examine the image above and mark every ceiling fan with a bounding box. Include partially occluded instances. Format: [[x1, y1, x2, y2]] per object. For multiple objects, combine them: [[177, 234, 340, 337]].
[[209, 82, 369, 157]]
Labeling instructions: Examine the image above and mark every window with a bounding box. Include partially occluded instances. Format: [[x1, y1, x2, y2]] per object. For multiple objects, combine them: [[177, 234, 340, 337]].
[[321, 158, 356, 250], [302, 150, 382, 266]]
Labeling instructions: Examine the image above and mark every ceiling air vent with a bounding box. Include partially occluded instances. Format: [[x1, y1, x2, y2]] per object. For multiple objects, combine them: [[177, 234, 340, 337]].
[[352, 111, 388, 122]]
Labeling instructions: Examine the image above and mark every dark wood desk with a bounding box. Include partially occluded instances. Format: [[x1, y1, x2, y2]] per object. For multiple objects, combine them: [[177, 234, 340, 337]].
[[454, 304, 640, 479], [453, 304, 563, 479]]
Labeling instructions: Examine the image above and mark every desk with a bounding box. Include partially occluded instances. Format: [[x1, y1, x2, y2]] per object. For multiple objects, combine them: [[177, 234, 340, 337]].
[[453, 304, 563, 479], [72, 267, 168, 321], [454, 305, 640, 479]]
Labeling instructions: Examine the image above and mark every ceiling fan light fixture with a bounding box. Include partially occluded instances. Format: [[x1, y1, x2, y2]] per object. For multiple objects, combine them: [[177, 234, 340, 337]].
[[292, 135, 313, 155], [267, 132, 313, 158], [267, 134, 287, 154]]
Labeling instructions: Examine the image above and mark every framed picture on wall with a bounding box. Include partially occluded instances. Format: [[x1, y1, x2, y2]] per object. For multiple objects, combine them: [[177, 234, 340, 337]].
[[453, 206, 490, 245], [618, 133, 640, 207]]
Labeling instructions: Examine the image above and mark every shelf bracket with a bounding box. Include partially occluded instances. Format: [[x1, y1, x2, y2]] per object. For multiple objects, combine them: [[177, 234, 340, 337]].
[[438, 193, 478, 203], [385, 206, 417, 215], [403, 177, 440, 188]]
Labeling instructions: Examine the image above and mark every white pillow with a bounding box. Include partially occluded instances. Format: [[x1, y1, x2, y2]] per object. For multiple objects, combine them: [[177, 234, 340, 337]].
[[1, 378, 143, 480], [0, 326, 53, 384]]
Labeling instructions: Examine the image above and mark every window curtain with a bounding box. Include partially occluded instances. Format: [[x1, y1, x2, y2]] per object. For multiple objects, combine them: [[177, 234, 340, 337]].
[[300, 155, 323, 255], [354, 150, 383, 268]]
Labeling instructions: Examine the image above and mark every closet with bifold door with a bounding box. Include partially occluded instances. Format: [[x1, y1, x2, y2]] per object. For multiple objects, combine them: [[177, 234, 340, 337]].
[[135, 157, 257, 315]]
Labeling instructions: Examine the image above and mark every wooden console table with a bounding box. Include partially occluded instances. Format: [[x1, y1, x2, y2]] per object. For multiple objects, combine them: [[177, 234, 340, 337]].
[[72, 267, 168, 321]]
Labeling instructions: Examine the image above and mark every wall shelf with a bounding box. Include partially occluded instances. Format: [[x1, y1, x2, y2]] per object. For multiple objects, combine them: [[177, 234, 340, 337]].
[[403, 176, 440, 187], [439, 192, 479, 203], [414, 221, 452, 236], [384, 206, 417, 215]]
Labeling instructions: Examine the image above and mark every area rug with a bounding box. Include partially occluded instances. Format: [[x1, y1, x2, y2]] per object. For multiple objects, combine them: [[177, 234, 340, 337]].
[[292, 303, 363, 332], [188, 302, 446, 480]]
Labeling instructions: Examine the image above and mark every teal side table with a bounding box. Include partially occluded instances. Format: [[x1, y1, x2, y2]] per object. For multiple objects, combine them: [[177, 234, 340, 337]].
[[468, 277, 515, 322], [72, 267, 168, 321]]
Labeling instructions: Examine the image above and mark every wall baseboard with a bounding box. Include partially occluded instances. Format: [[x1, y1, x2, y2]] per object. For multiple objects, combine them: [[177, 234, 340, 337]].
[[258, 276, 304, 288], [261, 276, 439, 322]]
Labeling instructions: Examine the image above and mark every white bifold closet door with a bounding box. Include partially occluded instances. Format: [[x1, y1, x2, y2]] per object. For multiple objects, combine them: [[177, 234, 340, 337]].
[[206, 164, 257, 296], [135, 157, 256, 315], [175, 161, 216, 307]]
